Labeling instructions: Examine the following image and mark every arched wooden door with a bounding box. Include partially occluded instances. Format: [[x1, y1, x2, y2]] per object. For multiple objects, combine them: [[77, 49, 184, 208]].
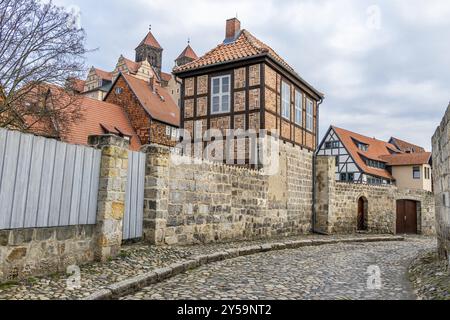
[[357, 197, 367, 231]]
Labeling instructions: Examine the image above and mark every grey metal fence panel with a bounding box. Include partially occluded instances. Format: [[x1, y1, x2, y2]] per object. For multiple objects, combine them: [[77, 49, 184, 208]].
[[0, 128, 101, 230], [123, 150, 145, 240]]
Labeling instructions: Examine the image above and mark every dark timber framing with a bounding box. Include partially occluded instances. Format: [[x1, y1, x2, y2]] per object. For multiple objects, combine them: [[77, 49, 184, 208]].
[[175, 55, 323, 153]]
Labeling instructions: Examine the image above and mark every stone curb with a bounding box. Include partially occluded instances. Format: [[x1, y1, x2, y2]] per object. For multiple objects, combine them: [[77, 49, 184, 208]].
[[82, 235, 404, 300]]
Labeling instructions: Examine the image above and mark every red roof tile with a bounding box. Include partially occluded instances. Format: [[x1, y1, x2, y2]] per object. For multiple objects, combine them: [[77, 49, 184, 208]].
[[161, 72, 172, 82], [138, 31, 162, 49], [173, 30, 295, 74], [63, 97, 141, 151], [68, 78, 85, 93], [380, 152, 431, 166], [177, 44, 198, 61], [389, 137, 426, 153], [122, 57, 142, 74], [94, 68, 113, 81], [24, 84, 140, 150], [173, 29, 322, 97], [332, 126, 400, 180], [122, 73, 180, 127]]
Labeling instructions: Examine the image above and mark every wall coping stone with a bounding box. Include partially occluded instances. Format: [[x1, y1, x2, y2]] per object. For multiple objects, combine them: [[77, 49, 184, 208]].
[[82, 235, 405, 300]]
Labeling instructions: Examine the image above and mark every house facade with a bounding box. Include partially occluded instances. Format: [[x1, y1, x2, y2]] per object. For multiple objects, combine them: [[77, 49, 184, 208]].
[[173, 18, 323, 164], [83, 67, 113, 100], [317, 125, 432, 192], [104, 73, 179, 147]]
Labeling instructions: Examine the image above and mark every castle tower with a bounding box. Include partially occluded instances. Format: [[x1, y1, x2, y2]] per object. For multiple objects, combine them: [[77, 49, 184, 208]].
[[175, 40, 198, 67], [135, 26, 163, 76]]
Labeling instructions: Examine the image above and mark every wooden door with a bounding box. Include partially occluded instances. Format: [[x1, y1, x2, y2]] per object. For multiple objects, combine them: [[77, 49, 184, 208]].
[[357, 198, 366, 230], [396, 200, 418, 234]]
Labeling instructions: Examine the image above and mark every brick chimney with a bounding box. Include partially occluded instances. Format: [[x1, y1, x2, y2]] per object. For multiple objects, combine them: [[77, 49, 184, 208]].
[[225, 18, 241, 42]]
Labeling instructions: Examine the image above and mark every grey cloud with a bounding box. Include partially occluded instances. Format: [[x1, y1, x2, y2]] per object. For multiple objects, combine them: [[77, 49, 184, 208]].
[[56, 0, 449, 149]]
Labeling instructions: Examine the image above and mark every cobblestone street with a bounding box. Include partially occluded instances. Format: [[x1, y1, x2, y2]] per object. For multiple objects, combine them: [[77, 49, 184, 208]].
[[124, 237, 436, 300]]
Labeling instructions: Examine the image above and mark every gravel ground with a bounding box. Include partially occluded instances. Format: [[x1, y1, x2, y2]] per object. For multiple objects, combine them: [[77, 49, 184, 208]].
[[123, 236, 436, 300], [0, 234, 388, 300], [408, 251, 450, 300]]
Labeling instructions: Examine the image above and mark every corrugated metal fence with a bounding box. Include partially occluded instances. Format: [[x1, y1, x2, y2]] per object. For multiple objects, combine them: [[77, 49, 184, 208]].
[[122, 150, 146, 240], [0, 128, 101, 230]]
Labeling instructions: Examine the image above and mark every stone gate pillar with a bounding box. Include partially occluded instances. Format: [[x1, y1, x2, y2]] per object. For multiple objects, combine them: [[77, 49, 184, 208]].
[[89, 134, 129, 262], [141, 144, 170, 245]]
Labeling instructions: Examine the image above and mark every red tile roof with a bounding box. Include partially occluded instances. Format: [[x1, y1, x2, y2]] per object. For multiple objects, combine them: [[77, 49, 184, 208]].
[[121, 73, 180, 127], [68, 78, 85, 93], [380, 152, 431, 166], [122, 57, 142, 74], [24, 84, 140, 150], [173, 29, 323, 97], [63, 97, 141, 151], [389, 137, 426, 153], [94, 68, 113, 81], [332, 126, 400, 180], [161, 72, 172, 82], [177, 44, 198, 61], [137, 31, 162, 49]]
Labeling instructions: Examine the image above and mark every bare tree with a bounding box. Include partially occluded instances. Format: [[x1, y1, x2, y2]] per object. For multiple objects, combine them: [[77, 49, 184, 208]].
[[0, 0, 89, 136]]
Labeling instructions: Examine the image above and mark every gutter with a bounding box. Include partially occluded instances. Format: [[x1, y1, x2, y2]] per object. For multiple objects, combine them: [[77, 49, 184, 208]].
[[312, 97, 325, 235]]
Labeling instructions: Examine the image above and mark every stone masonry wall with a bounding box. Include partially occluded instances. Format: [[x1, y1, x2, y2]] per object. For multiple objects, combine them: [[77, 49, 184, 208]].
[[143, 142, 314, 245], [315, 156, 435, 235], [432, 103, 450, 260], [0, 226, 95, 282]]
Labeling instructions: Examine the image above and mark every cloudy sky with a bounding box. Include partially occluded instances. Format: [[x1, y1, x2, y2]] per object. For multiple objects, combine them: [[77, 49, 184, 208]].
[[54, 0, 450, 150]]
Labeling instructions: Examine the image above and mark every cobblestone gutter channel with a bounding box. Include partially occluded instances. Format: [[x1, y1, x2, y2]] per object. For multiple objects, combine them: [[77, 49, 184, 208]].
[[85, 235, 404, 300]]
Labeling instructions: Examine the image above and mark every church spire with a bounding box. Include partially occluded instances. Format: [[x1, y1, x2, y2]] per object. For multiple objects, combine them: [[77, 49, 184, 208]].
[[135, 26, 163, 76], [175, 40, 198, 67]]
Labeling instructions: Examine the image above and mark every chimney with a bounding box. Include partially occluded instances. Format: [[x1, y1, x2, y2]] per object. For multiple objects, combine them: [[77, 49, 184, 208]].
[[225, 18, 241, 42]]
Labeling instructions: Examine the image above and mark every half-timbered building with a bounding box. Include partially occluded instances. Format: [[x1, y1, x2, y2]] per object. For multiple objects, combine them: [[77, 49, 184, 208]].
[[317, 125, 432, 191], [172, 18, 324, 163]]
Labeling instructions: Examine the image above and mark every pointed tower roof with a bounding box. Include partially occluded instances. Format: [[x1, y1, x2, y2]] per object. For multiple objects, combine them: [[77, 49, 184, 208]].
[[176, 44, 198, 61], [137, 30, 162, 49]]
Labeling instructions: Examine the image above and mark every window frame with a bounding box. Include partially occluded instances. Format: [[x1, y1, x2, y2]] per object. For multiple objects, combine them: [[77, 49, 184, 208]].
[[281, 81, 291, 120], [413, 166, 421, 180], [294, 90, 302, 125], [306, 98, 314, 132], [211, 75, 231, 115]]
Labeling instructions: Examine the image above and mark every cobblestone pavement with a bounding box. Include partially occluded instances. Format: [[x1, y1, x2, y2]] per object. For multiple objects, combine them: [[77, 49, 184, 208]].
[[0, 234, 389, 300], [123, 237, 437, 300]]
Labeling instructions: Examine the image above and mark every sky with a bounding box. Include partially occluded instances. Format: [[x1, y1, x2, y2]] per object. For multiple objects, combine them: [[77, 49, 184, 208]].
[[54, 0, 450, 150]]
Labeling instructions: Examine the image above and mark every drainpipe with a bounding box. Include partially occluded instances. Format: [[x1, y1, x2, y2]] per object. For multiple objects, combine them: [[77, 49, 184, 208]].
[[312, 97, 326, 235]]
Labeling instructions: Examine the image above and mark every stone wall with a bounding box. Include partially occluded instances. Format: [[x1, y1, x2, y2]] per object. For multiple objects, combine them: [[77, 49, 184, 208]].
[[315, 156, 435, 235], [0, 226, 95, 281], [432, 103, 450, 260], [143, 142, 314, 245]]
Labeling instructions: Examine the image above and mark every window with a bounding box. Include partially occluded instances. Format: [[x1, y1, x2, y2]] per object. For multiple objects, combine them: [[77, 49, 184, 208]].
[[358, 143, 368, 152], [413, 167, 421, 179], [166, 126, 171, 137], [425, 167, 431, 180], [295, 90, 302, 125], [340, 173, 354, 182], [325, 141, 339, 149], [366, 159, 386, 169], [306, 99, 314, 131], [171, 128, 177, 140], [367, 176, 383, 185], [211, 75, 231, 114], [115, 87, 123, 94], [281, 81, 291, 120]]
